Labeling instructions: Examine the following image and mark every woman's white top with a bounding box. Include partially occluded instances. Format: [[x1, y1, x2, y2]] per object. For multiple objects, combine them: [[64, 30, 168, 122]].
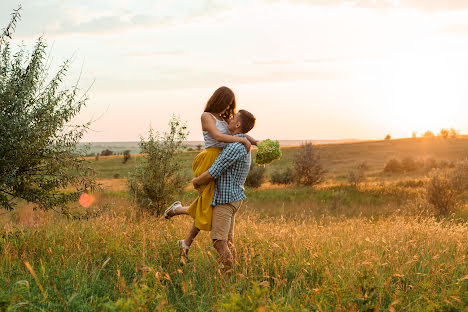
[[203, 113, 231, 148]]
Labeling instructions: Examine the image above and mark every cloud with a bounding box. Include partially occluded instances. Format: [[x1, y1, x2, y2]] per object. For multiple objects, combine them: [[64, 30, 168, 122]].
[[122, 50, 186, 57], [266, 0, 468, 11], [439, 24, 468, 36], [94, 68, 348, 92]]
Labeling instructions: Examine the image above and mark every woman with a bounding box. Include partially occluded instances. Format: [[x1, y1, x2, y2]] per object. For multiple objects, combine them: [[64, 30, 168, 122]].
[[164, 86, 257, 262]]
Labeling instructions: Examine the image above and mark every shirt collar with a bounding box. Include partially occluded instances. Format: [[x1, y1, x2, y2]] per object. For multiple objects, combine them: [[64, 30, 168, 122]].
[[233, 133, 245, 138]]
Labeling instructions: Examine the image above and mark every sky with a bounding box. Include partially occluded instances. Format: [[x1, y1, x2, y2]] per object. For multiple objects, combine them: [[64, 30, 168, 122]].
[[2, 0, 468, 141]]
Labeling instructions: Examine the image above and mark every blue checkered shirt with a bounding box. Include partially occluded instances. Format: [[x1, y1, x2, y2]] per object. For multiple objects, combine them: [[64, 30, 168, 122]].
[[208, 134, 251, 206]]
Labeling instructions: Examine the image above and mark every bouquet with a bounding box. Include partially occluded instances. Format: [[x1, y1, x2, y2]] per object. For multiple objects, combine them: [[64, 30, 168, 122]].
[[255, 139, 282, 165]]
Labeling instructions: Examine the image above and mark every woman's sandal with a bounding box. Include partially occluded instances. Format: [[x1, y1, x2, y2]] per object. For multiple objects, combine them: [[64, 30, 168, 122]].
[[164, 201, 181, 219]]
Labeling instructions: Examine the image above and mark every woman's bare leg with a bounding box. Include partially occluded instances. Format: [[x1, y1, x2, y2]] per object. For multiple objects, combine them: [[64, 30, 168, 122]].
[[183, 223, 200, 247], [166, 205, 190, 218]]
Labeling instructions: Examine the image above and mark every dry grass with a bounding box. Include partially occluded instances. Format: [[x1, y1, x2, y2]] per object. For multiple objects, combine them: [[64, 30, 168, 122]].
[[1, 200, 467, 311]]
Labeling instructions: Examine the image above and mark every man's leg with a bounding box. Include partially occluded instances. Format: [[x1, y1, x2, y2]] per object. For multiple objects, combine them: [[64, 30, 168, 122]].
[[227, 213, 237, 264], [211, 201, 242, 272], [211, 203, 235, 272]]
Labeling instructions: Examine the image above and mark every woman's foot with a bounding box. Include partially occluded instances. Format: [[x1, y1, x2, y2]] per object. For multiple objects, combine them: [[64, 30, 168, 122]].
[[164, 201, 182, 219], [178, 239, 190, 266]]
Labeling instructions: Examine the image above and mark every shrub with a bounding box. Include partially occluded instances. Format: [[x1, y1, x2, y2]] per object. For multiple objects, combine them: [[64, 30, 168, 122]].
[[270, 167, 294, 185], [122, 150, 131, 164], [196, 144, 203, 151], [425, 161, 468, 216], [245, 161, 266, 188], [412, 131, 417, 138], [101, 149, 113, 156], [293, 143, 325, 186], [127, 116, 189, 215], [385, 134, 391, 140], [0, 7, 96, 211], [348, 162, 368, 188], [383, 158, 402, 173], [113, 173, 120, 179], [401, 156, 417, 172]]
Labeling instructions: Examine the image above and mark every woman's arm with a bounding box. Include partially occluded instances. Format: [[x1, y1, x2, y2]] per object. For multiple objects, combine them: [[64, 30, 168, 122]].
[[245, 134, 259, 146], [201, 113, 251, 151]]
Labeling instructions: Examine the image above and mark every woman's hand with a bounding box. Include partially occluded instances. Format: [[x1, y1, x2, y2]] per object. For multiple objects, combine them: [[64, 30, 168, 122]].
[[240, 138, 251, 152], [192, 178, 202, 196]]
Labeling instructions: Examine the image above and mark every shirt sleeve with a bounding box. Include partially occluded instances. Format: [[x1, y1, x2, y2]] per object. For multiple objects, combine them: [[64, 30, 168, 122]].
[[208, 143, 246, 179]]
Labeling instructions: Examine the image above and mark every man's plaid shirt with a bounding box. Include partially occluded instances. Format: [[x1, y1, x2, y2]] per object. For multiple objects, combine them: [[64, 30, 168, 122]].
[[208, 134, 251, 206]]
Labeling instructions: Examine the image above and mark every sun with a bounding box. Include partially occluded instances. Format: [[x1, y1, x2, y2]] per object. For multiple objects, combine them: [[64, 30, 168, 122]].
[[361, 48, 464, 137]]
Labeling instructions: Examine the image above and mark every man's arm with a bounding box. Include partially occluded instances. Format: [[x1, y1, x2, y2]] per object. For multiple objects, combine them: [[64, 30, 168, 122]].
[[192, 143, 246, 190]]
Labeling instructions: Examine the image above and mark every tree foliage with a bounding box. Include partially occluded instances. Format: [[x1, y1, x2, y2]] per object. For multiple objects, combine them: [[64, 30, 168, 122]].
[[0, 8, 96, 211], [127, 116, 189, 215]]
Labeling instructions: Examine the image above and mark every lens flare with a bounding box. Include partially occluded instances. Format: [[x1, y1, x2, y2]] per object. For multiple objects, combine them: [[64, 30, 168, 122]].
[[79, 193, 95, 208]]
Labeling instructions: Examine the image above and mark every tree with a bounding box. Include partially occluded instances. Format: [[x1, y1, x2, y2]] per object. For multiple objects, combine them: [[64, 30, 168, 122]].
[[385, 134, 391, 140], [0, 8, 96, 211], [439, 128, 449, 139], [127, 116, 189, 215], [412, 131, 417, 139], [423, 130, 435, 138], [293, 143, 325, 186], [196, 144, 203, 151], [101, 149, 113, 156], [122, 150, 131, 164], [449, 128, 459, 138]]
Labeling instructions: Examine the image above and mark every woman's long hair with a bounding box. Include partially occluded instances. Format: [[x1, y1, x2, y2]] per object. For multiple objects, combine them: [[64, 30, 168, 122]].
[[204, 86, 236, 120]]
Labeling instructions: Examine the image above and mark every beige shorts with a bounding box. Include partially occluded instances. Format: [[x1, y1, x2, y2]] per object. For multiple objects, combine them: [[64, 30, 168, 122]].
[[211, 200, 243, 241]]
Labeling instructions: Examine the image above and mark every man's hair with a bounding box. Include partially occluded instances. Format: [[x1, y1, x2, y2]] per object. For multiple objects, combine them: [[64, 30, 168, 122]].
[[238, 109, 256, 134]]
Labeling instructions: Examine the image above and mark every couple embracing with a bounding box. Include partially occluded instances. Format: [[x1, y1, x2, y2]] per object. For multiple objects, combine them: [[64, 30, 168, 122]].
[[164, 86, 257, 272]]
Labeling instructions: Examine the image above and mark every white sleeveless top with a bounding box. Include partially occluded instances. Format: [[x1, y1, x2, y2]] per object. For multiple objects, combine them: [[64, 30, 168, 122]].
[[203, 114, 231, 148]]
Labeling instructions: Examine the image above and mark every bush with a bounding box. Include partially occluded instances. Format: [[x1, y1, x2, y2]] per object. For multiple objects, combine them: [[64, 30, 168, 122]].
[[425, 161, 468, 216], [383, 158, 402, 173], [385, 134, 391, 140], [245, 161, 266, 188], [293, 143, 325, 186], [270, 167, 294, 185], [101, 149, 113, 156], [401, 156, 417, 172], [348, 162, 368, 188], [127, 116, 189, 215], [122, 150, 131, 164]]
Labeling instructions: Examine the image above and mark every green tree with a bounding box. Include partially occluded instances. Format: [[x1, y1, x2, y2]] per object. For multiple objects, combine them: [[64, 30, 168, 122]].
[[0, 8, 96, 211], [127, 116, 189, 215]]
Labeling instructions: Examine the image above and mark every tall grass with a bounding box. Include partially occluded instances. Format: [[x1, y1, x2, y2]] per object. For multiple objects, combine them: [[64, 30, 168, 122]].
[[1, 203, 466, 311]]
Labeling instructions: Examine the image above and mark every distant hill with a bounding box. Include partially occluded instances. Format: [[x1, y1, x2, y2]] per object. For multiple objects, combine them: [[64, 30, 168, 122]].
[[79, 139, 361, 155]]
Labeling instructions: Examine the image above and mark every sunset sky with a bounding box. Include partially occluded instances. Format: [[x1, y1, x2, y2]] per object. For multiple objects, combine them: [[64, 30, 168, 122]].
[[2, 0, 468, 141]]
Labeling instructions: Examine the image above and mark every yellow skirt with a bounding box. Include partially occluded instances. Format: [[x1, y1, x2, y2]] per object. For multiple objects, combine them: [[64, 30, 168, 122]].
[[187, 147, 222, 231]]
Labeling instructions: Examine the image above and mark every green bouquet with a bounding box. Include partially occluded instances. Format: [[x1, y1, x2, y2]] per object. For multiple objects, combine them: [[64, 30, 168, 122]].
[[255, 139, 282, 165]]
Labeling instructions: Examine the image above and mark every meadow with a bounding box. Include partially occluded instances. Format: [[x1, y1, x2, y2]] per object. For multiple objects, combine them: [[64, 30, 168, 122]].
[[1, 137, 467, 311]]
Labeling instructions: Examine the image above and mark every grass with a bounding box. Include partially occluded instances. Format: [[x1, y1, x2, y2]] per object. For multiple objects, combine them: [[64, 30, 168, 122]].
[[1, 205, 467, 311], [1, 137, 468, 311]]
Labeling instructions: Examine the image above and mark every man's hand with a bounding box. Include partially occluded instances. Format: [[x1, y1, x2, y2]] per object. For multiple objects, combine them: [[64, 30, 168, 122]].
[[192, 178, 202, 196]]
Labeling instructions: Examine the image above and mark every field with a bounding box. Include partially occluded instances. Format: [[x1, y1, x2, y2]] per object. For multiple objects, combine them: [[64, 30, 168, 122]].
[[1, 137, 467, 311]]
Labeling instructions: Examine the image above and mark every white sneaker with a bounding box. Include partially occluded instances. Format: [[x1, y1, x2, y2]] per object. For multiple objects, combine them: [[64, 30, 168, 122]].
[[164, 201, 181, 219], [178, 240, 190, 266]]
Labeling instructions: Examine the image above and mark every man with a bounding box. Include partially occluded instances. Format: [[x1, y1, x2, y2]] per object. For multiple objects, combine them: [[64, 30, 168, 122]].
[[192, 109, 256, 272]]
